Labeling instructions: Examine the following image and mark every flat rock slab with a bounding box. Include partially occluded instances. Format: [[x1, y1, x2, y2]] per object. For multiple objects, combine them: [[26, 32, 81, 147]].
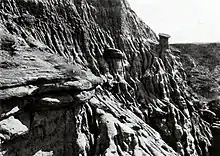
[[0, 48, 66, 88], [0, 46, 102, 100], [0, 85, 38, 100]]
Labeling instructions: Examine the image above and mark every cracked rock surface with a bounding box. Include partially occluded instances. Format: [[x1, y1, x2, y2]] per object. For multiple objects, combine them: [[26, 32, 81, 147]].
[[0, 0, 213, 155]]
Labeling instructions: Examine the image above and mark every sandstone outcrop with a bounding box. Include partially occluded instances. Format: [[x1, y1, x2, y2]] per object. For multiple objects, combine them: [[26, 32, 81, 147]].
[[0, 0, 213, 155]]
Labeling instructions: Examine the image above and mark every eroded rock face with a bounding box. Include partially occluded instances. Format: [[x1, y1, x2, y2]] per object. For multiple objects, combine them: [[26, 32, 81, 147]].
[[171, 43, 220, 156], [0, 0, 213, 155], [172, 43, 220, 100]]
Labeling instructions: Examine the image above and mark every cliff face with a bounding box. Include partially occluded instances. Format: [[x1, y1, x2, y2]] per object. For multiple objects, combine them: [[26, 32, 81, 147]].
[[172, 43, 220, 156], [172, 43, 220, 100], [0, 0, 213, 156]]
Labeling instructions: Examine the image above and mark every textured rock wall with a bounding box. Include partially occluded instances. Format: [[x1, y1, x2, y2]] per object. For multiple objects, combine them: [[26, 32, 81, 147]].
[[0, 0, 213, 155], [171, 43, 220, 100], [172, 43, 220, 156]]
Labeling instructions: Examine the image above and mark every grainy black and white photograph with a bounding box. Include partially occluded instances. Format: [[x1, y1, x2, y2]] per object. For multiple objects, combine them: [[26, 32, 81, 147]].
[[0, 0, 219, 155]]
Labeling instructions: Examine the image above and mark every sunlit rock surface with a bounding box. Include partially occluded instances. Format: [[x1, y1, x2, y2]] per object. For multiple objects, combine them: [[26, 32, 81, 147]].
[[0, 0, 213, 155]]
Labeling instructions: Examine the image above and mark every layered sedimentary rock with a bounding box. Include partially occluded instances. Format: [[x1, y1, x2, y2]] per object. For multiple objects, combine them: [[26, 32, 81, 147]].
[[172, 43, 220, 156], [172, 43, 220, 100], [0, 0, 213, 155]]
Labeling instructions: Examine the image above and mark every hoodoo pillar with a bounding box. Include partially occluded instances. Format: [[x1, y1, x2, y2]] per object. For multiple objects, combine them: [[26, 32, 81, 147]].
[[158, 33, 171, 58]]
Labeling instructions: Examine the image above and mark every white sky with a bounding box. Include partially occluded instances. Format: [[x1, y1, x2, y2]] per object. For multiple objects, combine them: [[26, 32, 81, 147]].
[[128, 0, 220, 43]]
